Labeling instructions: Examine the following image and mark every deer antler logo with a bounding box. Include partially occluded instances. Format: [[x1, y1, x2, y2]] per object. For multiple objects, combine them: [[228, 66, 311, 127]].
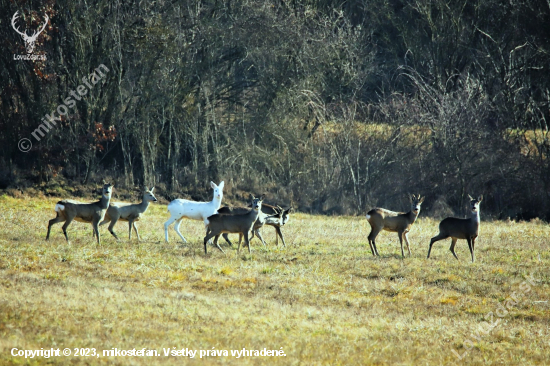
[[11, 11, 49, 54]]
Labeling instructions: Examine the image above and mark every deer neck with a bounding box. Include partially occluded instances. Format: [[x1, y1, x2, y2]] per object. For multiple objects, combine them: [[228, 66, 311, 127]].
[[407, 210, 419, 224], [250, 207, 261, 220], [212, 196, 222, 210], [138, 198, 151, 214], [470, 210, 480, 224], [99, 193, 111, 210]]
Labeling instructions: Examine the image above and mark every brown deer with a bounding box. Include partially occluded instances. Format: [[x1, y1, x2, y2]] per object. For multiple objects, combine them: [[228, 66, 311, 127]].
[[99, 187, 157, 240], [46, 183, 114, 244], [204, 194, 265, 254], [366, 194, 425, 258], [217, 204, 283, 247], [427, 195, 483, 262]]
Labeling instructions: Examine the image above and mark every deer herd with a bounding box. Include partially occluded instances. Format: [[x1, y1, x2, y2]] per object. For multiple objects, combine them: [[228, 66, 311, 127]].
[[45, 181, 483, 262]]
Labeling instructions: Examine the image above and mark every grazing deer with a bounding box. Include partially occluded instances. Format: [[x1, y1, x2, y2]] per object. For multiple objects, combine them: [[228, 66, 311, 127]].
[[217, 205, 283, 247], [204, 195, 265, 254], [99, 187, 157, 240], [427, 195, 483, 263], [366, 194, 425, 258], [46, 183, 114, 244], [164, 181, 224, 243]]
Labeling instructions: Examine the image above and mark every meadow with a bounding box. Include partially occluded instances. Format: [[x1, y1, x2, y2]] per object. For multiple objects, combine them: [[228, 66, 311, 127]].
[[0, 194, 548, 365]]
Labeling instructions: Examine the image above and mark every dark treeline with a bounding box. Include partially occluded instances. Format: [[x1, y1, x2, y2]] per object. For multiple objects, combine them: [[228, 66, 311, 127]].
[[1, 0, 550, 219]]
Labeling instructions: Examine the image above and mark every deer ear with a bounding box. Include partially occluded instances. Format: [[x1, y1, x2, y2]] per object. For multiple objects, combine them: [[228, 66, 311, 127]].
[[468, 194, 474, 201], [150, 186, 155, 192], [218, 181, 224, 189], [210, 181, 217, 189], [260, 194, 266, 200], [478, 195, 483, 202], [419, 196, 425, 204]]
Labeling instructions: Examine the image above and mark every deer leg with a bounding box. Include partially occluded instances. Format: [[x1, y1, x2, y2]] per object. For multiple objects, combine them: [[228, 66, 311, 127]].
[[255, 229, 267, 246], [203, 231, 217, 254], [173, 218, 188, 243], [94, 216, 107, 238], [106, 217, 119, 240], [133, 222, 140, 241], [367, 230, 376, 256], [204, 222, 215, 245], [244, 231, 251, 254], [274, 226, 286, 247], [237, 233, 243, 254], [213, 235, 225, 253], [467, 237, 475, 263], [449, 238, 459, 260], [128, 219, 139, 240], [92, 219, 101, 245], [367, 239, 376, 256], [372, 238, 380, 256], [404, 232, 412, 257], [164, 216, 177, 243], [61, 218, 74, 244], [46, 215, 64, 240], [222, 233, 233, 247], [368, 229, 381, 257], [398, 231, 405, 258]]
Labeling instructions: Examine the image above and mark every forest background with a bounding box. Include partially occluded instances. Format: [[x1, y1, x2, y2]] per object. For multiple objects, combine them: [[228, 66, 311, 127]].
[[2, 0, 550, 219]]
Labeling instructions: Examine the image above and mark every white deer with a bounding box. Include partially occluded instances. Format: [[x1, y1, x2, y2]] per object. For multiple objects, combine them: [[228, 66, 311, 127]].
[[12, 11, 49, 54], [164, 181, 225, 243]]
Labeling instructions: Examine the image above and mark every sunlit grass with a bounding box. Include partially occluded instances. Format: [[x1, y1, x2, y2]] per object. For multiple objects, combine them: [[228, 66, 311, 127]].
[[0, 196, 548, 365]]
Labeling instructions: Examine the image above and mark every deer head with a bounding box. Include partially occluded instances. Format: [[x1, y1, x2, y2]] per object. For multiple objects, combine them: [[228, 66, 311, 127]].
[[12, 11, 49, 54], [468, 194, 483, 213], [409, 194, 425, 214]]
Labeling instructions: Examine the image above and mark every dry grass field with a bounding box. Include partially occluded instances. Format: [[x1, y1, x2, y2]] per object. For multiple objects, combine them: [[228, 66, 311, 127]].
[[0, 194, 548, 365]]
